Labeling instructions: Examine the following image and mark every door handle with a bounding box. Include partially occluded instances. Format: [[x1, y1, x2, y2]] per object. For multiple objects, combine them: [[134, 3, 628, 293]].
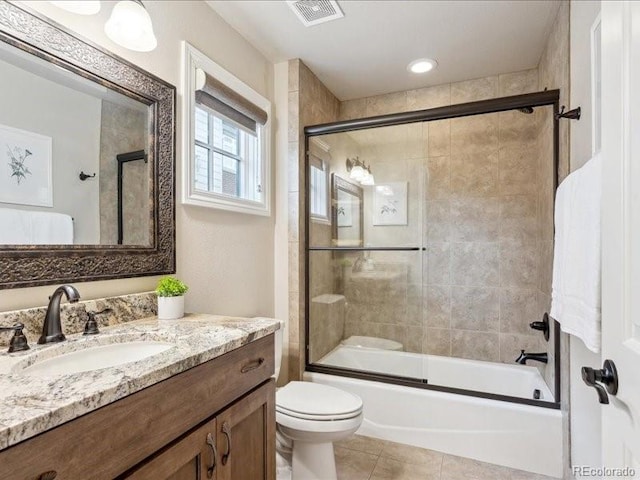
[[221, 421, 232, 465], [581, 359, 619, 404]]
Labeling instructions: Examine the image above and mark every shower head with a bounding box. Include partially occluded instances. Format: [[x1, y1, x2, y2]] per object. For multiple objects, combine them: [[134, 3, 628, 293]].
[[517, 106, 534, 114]]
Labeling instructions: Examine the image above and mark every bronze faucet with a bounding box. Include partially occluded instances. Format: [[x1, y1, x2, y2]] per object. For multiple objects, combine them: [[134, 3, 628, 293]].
[[38, 285, 80, 344]]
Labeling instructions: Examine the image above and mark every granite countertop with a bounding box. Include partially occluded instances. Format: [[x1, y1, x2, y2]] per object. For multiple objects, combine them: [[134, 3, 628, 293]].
[[0, 314, 280, 451]]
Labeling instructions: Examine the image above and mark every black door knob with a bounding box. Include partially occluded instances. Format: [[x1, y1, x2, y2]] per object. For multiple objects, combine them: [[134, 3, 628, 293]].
[[581, 359, 619, 404]]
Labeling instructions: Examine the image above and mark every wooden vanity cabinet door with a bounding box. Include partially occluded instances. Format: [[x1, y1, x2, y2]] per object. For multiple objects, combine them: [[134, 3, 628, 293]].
[[120, 418, 218, 480], [216, 380, 275, 480]]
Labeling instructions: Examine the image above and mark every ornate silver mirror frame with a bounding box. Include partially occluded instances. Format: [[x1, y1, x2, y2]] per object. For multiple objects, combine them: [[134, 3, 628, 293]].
[[0, 2, 176, 289]]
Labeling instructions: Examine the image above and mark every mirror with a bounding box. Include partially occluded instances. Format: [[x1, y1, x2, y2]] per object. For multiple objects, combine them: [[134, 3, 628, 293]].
[[331, 174, 363, 247], [0, 3, 175, 288], [0, 30, 150, 246]]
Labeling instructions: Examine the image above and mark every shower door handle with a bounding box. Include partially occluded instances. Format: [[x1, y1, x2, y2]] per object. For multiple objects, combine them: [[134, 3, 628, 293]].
[[581, 359, 619, 404]]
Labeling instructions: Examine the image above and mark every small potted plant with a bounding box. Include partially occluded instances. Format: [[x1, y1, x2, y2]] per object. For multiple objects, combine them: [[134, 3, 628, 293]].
[[156, 276, 189, 320]]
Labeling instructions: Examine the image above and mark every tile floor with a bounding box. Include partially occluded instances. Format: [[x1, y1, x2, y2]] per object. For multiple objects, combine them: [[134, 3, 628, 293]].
[[334, 435, 556, 480]]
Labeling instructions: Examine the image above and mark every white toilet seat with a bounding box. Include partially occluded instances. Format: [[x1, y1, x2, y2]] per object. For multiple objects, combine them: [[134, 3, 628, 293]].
[[276, 381, 363, 419]]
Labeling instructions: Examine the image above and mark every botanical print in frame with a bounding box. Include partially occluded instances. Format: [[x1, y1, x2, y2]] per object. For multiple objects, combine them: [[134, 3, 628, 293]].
[[372, 182, 408, 226], [0, 123, 52, 207]]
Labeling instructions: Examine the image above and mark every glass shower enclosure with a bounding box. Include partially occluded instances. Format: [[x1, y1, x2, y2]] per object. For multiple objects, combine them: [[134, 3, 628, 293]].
[[305, 91, 561, 408]]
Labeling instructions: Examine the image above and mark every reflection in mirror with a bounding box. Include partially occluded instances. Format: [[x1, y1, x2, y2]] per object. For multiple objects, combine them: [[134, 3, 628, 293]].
[[331, 174, 363, 247], [0, 39, 150, 246]]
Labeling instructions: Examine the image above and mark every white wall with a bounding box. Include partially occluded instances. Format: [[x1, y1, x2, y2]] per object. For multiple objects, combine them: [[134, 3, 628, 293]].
[[0, 58, 101, 244], [569, 0, 602, 473], [0, 1, 275, 318]]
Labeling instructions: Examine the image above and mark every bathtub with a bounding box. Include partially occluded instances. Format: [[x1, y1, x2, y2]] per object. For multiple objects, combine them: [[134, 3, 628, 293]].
[[306, 345, 563, 478]]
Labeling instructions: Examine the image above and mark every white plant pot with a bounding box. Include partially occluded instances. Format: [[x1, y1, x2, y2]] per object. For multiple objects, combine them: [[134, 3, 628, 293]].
[[157, 296, 185, 320]]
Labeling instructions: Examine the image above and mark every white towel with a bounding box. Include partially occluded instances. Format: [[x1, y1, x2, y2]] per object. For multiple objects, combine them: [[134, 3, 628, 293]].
[[550, 154, 602, 353], [0, 207, 74, 244]]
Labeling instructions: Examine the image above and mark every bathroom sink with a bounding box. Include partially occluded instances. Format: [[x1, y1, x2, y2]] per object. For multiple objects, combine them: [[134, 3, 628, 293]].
[[15, 341, 175, 377]]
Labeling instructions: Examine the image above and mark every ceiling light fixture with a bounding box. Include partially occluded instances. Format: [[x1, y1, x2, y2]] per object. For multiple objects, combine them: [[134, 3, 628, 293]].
[[49, 1, 101, 15], [105, 0, 157, 52], [407, 58, 437, 74]]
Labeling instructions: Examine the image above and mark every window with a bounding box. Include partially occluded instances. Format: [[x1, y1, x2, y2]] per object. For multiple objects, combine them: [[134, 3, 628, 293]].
[[194, 106, 261, 201], [309, 158, 329, 223], [183, 42, 271, 216]]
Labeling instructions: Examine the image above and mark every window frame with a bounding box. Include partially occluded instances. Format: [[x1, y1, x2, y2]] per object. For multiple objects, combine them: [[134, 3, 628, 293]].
[[182, 42, 271, 216]]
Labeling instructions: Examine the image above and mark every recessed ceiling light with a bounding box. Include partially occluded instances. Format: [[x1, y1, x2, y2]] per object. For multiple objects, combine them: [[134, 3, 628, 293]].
[[407, 58, 437, 74]]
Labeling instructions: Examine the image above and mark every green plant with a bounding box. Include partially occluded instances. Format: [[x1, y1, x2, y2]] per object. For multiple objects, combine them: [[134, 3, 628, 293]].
[[155, 276, 189, 297]]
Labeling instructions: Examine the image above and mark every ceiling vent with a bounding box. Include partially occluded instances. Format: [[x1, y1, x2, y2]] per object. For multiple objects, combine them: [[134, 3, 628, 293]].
[[287, 0, 344, 27]]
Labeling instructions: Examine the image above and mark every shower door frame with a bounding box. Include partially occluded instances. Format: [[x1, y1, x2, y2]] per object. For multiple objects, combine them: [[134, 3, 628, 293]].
[[304, 89, 562, 409]]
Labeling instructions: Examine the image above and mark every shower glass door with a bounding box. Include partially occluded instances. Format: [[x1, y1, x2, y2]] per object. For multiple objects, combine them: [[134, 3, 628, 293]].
[[306, 95, 560, 406]]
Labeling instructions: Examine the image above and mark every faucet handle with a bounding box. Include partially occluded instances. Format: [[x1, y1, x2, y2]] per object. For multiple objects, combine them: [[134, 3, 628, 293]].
[[0, 323, 30, 353], [83, 308, 113, 335]]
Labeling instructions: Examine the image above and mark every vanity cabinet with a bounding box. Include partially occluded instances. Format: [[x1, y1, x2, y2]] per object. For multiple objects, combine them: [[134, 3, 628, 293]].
[[122, 381, 275, 480], [0, 334, 275, 480]]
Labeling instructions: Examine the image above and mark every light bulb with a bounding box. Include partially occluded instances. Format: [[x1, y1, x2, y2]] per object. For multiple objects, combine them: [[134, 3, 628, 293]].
[[105, 0, 157, 52], [361, 173, 375, 186], [350, 165, 365, 181], [49, 1, 101, 15]]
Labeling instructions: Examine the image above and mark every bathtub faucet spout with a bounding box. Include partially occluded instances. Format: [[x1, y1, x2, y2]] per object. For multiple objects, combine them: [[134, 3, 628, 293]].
[[515, 350, 548, 365]]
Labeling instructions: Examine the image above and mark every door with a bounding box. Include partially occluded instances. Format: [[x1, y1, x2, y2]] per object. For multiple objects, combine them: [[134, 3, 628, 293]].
[[216, 380, 276, 480], [601, 0, 640, 474], [121, 418, 218, 480]]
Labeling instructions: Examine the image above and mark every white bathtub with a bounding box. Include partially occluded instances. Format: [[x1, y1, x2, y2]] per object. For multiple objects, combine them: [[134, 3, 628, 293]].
[[307, 345, 563, 478]]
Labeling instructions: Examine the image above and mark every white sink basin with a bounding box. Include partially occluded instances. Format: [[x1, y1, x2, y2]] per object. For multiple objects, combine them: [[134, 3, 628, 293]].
[[16, 341, 175, 376]]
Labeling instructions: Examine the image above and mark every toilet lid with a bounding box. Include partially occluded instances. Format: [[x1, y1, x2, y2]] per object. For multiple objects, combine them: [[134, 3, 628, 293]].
[[276, 382, 363, 420]]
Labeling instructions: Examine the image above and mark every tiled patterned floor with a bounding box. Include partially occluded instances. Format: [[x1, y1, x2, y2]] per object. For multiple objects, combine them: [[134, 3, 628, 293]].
[[334, 435, 557, 480]]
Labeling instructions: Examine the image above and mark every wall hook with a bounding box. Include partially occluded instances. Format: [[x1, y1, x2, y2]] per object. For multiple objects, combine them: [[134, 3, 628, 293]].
[[79, 171, 96, 181], [555, 106, 581, 121]]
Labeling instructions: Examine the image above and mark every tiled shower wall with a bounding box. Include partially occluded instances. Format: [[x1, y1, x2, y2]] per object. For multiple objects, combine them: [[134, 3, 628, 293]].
[[335, 78, 551, 364]]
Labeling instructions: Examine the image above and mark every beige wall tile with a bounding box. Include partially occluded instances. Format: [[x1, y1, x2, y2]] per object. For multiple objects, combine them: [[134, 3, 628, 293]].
[[450, 76, 499, 104], [500, 288, 539, 335], [498, 69, 539, 96], [425, 200, 451, 242], [425, 285, 451, 328], [288, 91, 299, 143], [498, 147, 538, 195], [450, 114, 499, 155], [450, 152, 499, 197], [424, 328, 451, 356], [450, 197, 500, 242], [426, 156, 451, 199], [366, 91, 407, 116], [451, 287, 500, 332], [339, 98, 367, 121], [499, 195, 539, 242], [428, 120, 451, 157], [288, 59, 300, 92], [499, 110, 539, 149], [407, 84, 451, 111], [451, 330, 500, 361], [451, 243, 500, 287], [500, 242, 540, 288], [425, 242, 451, 285]]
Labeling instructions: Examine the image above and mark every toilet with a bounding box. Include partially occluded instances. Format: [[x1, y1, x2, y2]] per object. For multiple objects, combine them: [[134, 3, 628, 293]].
[[273, 326, 364, 480]]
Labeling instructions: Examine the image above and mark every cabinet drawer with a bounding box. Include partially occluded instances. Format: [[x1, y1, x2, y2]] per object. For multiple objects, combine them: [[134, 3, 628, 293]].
[[0, 334, 274, 480]]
